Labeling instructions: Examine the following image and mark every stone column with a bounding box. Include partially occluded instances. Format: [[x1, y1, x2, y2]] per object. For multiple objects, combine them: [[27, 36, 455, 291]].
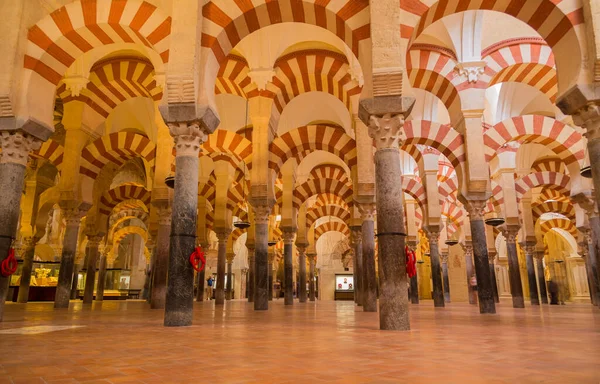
[[407, 241, 419, 304], [579, 236, 597, 305], [251, 204, 271, 310], [522, 243, 540, 305], [360, 106, 413, 331], [0, 131, 41, 321], [268, 251, 274, 301], [586, 216, 600, 306], [282, 229, 295, 306], [164, 123, 207, 327], [195, 242, 207, 302], [96, 249, 108, 301], [297, 244, 307, 303], [247, 245, 255, 303], [151, 203, 171, 309], [489, 251, 500, 303], [54, 204, 86, 309], [441, 252, 450, 303], [464, 201, 496, 314], [350, 226, 363, 306], [425, 227, 444, 308], [83, 235, 102, 304], [214, 228, 230, 305], [360, 204, 377, 312], [502, 226, 525, 308], [308, 253, 316, 301], [16, 237, 38, 303], [226, 252, 234, 300], [462, 243, 477, 305], [534, 251, 549, 304]]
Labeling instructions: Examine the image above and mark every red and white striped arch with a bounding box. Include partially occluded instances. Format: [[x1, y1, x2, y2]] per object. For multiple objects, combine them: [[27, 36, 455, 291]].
[[531, 157, 566, 174], [199, 174, 217, 205], [215, 55, 257, 98], [293, 178, 353, 210], [488, 180, 504, 212], [402, 177, 427, 211], [309, 164, 351, 186], [539, 217, 577, 238], [532, 200, 575, 222], [313, 193, 350, 211], [201, 0, 370, 64], [442, 200, 465, 227], [99, 183, 151, 215], [315, 221, 350, 241], [203, 130, 253, 167], [31, 139, 64, 167], [269, 125, 357, 176], [438, 176, 459, 203], [484, 115, 585, 166], [306, 204, 351, 229], [402, 120, 465, 170], [537, 187, 570, 204], [515, 171, 570, 201]]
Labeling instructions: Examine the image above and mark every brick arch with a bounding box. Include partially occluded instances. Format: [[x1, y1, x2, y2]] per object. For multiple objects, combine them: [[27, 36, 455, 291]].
[[402, 177, 427, 211], [484, 115, 585, 166], [313, 193, 350, 211], [113, 225, 148, 247], [402, 120, 465, 171], [531, 157, 566, 174], [488, 180, 504, 212], [198, 173, 217, 206], [406, 68, 460, 121], [315, 221, 350, 242], [306, 204, 351, 229], [99, 183, 151, 215], [438, 176, 459, 203], [515, 171, 570, 201], [31, 139, 64, 167], [215, 55, 256, 98], [532, 200, 575, 223], [442, 200, 465, 227], [309, 164, 351, 185], [293, 178, 353, 210], [203, 130, 252, 166], [489, 63, 557, 101], [539, 217, 577, 238], [269, 125, 357, 176]]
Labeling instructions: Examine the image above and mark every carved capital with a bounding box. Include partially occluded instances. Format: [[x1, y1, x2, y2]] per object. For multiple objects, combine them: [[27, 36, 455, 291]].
[[461, 242, 473, 258], [455, 61, 486, 83], [216, 228, 231, 243], [62, 76, 90, 97], [226, 253, 235, 264], [440, 253, 449, 263], [248, 68, 276, 90], [520, 242, 537, 256], [155, 202, 172, 226], [282, 229, 296, 245], [168, 122, 208, 157], [296, 244, 307, 256], [424, 226, 440, 246], [61, 208, 86, 226], [359, 203, 376, 222], [350, 227, 362, 245], [572, 104, 600, 141], [87, 235, 103, 248], [464, 200, 487, 221], [0, 131, 41, 166], [368, 113, 406, 150], [252, 205, 272, 225], [502, 226, 519, 244]]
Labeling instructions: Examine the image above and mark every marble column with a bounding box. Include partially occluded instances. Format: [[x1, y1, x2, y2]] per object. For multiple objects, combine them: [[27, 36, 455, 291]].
[[282, 229, 295, 306], [164, 123, 207, 327], [247, 246, 255, 303], [489, 251, 500, 303], [308, 253, 316, 301], [586, 216, 600, 306], [196, 242, 207, 302], [215, 228, 230, 305], [463, 243, 477, 305], [297, 244, 307, 303], [464, 201, 496, 314], [226, 253, 234, 300], [144, 239, 155, 302], [96, 250, 108, 301], [360, 204, 377, 312], [535, 251, 549, 304], [16, 237, 38, 303], [83, 235, 102, 304], [407, 242, 419, 304], [268, 251, 274, 301], [151, 204, 171, 309], [503, 227, 525, 308], [441, 252, 450, 303], [350, 227, 363, 306], [522, 243, 540, 305], [0, 131, 40, 321], [54, 204, 86, 309], [425, 227, 444, 308], [251, 204, 271, 310], [580, 240, 597, 305]]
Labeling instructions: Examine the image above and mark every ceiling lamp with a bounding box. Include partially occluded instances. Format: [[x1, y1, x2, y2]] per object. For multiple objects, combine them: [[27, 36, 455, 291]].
[[485, 217, 505, 227], [165, 175, 175, 189], [268, 240, 278, 247], [580, 146, 592, 178], [444, 220, 459, 246]]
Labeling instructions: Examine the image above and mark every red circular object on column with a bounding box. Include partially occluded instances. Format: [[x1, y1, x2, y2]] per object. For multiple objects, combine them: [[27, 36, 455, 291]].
[[1, 248, 18, 277], [189, 246, 206, 272]]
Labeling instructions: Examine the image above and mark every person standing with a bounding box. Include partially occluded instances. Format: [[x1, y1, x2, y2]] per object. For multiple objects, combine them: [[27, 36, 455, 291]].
[[207, 276, 214, 300]]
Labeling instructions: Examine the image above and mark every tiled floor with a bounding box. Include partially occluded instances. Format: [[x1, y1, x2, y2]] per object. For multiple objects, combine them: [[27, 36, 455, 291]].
[[0, 299, 598, 384]]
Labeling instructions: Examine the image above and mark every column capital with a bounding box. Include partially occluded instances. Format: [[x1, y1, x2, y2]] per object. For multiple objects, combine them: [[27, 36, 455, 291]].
[[350, 227, 362, 245], [367, 113, 407, 150], [0, 131, 42, 166], [86, 235, 103, 248], [250, 202, 272, 225], [488, 251, 496, 263], [519, 242, 537, 256], [59, 201, 89, 226], [406, 240, 418, 252], [168, 121, 209, 157], [296, 244, 307, 255], [358, 203, 376, 222], [534, 250, 546, 261], [501, 226, 520, 244], [464, 199, 487, 221], [215, 228, 231, 243], [440, 252, 449, 263], [281, 228, 296, 244], [572, 103, 600, 141], [424, 225, 441, 245], [461, 242, 473, 258], [154, 202, 172, 226], [226, 253, 235, 264], [307, 253, 317, 261]]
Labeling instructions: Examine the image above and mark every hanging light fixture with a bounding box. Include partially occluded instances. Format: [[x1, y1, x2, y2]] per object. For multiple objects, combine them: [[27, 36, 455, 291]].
[[485, 217, 505, 227], [234, 99, 251, 229], [165, 174, 175, 189], [444, 221, 459, 246], [580, 144, 592, 178], [268, 240, 277, 247]]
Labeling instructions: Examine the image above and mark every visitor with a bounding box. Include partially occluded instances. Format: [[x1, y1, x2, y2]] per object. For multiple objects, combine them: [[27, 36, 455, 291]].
[[548, 280, 559, 305], [207, 276, 214, 300]]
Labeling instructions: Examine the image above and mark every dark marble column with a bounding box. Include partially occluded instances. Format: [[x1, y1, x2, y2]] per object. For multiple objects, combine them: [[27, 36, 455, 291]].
[[586, 216, 600, 306], [214, 229, 230, 305], [360, 204, 377, 312], [464, 201, 496, 314], [350, 227, 363, 306], [268, 251, 274, 301], [251, 204, 271, 310], [55, 204, 86, 309], [407, 241, 419, 304], [0, 131, 40, 321], [96, 250, 108, 301], [580, 241, 596, 305], [535, 251, 549, 304], [17, 237, 38, 303], [425, 227, 444, 308], [151, 203, 171, 309], [441, 252, 450, 303], [144, 239, 155, 302], [522, 243, 540, 305], [282, 229, 295, 306], [83, 235, 102, 304], [164, 124, 207, 327], [503, 227, 525, 308], [247, 246, 255, 303], [462, 243, 477, 305], [297, 244, 307, 303], [308, 253, 316, 301], [226, 252, 234, 300], [489, 251, 500, 303]]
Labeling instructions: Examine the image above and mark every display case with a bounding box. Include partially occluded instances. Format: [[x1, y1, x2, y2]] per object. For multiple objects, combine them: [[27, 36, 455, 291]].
[[334, 274, 354, 301], [76, 269, 130, 300], [9, 261, 61, 302]]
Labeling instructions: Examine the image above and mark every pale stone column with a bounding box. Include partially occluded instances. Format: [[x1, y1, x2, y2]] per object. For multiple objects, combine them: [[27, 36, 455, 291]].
[[251, 204, 271, 310], [579, 234, 596, 305], [151, 203, 171, 309], [350, 226, 363, 306], [359, 204, 377, 312], [407, 241, 419, 304], [214, 228, 231, 305], [83, 235, 102, 304], [247, 245, 255, 303], [96, 249, 108, 301], [464, 201, 496, 314], [55, 204, 86, 309], [534, 250, 549, 304], [226, 252, 234, 300], [441, 251, 450, 303], [282, 228, 296, 306], [0, 131, 41, 320], [297, 244, 307, 303], [268, 250, 274, 301], [164, 122, 207, 326], [425, 226, 444, 308], [307, 253, 316, 301], [488, 251, 500, 303], [502, 226, 525, 308], [584, 226, 600, 306], [522, 243, 540, 305], [462, 242, 477, 305], [16, 237, 38, 303]]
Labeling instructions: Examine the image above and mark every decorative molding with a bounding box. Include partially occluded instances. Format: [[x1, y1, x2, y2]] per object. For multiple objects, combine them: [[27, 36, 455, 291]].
[[252, 205, 272, 225], [359, 203, 376, 221], [368, 113, 406, 150], [0, 96, 13, 117], [168, 122, 209, 157], [0, 131, 41, 166], [481, 37, 546, 58], [248, 68, 276, 91], [372, 68, 403, 97], [62, 76, 89, 97], [454, 61, 486, 83], [166, 75, 195, 104]]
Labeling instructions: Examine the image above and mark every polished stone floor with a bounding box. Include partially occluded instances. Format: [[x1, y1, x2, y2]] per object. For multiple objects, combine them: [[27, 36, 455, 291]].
[[0, 299, 598, 384]]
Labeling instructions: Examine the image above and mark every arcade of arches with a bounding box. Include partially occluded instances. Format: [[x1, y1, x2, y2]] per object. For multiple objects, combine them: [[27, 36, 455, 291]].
[[1, 0, 600, 381]]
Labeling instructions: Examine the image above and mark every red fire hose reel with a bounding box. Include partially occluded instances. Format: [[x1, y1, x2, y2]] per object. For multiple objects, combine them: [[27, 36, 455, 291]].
[[189, 246, 206, 272], [405, 245, 417, 278], [1, 248, 17, 277]]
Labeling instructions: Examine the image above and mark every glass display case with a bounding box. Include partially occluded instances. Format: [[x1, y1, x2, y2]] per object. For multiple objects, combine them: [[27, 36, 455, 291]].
[[334, 274, 354, 301], [9, 261, 61, 301], [76, 269, 130, 300]]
